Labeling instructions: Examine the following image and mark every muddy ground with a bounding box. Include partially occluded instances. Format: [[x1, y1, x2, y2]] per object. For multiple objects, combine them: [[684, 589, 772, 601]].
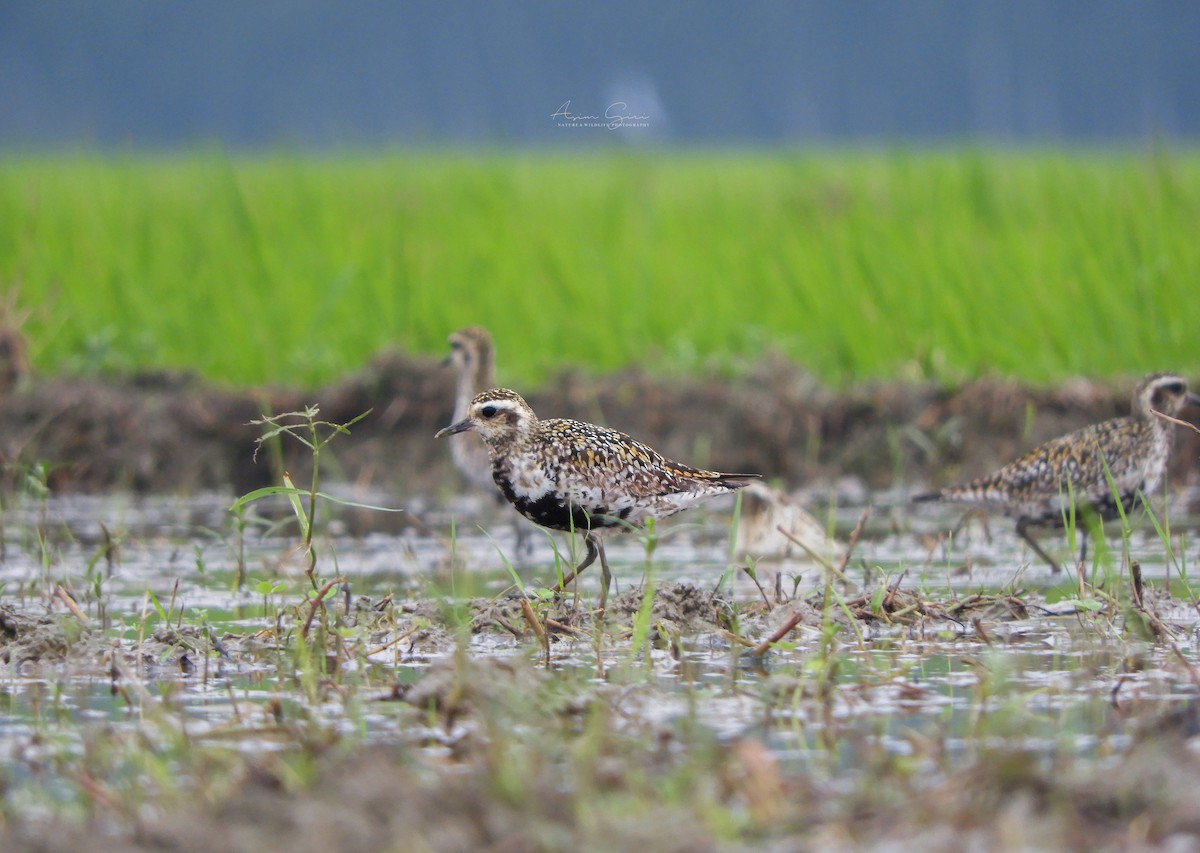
[[8, 720, 1200, 853], [4, 575, 1200, 852], [1, 348, 1198, 501], [4, 352, 1200, 852]]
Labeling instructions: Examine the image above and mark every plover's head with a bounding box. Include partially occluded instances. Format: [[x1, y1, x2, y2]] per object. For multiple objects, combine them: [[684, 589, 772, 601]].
[[1132, 372, 1200, 421], [435, 388, 538, 449], [445, 326, 494, 373]]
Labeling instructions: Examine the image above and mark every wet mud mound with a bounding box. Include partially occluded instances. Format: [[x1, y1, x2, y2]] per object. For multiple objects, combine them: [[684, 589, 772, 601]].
[[0, 603, 83, 666], [1, 350, 1197, 499]]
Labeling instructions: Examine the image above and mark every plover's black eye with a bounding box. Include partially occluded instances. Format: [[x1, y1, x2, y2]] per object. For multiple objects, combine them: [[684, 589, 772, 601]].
[[480, 404, 498, 419], [1164, 380, 1185, 395]]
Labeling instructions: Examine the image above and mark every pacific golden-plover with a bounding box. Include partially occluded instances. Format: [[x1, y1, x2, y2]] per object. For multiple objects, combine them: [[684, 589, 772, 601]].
[[914, 372, 1200, 571], [436, 388, 760, 607], [445, 326, 498, 494]]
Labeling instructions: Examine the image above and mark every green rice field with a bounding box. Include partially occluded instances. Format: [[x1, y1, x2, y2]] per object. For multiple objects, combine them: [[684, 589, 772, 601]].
[[4, 150, 1200, 850], [1, 150, 1198, 387]]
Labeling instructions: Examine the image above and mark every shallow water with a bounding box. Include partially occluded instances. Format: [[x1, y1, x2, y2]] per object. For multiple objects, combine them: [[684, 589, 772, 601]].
[[2, 486, 1200, 815], [3, 485, 1197, 591]]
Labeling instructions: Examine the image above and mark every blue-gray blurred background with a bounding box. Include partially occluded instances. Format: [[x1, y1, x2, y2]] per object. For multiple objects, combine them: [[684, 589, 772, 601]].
[[2, 1, 1198, 150]]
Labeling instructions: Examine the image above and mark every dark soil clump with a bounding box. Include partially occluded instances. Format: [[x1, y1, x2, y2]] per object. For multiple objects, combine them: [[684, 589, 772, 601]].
[[609, 580, 725, 626], [1, 350, 1197, 501], [0, 603, 78, 665]]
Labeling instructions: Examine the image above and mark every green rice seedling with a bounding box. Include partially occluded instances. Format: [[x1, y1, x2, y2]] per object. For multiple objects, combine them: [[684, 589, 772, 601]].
[[1050, 478, 1110, 613], [254, 578, 288, 619], [230, 405, 397, 587], [1169, 532, 1200, 612], [482, 527, 528, 597], [726, 490, 744, 564], [725, 491, 771, 605], [1096, 450, 1153, 600], [627, 569, 658, 667], [226, 405, 403, 671], [1099, 451, 1180, 619], [1060, 476, 1081, 572], [640, 516, 659, 573], [227, 501, 250, 589], [1139, 489, 1181, 577]]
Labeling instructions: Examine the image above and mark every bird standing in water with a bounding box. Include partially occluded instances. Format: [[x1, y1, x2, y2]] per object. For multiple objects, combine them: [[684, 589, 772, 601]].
[[914, 372, 1199, 571], [437, 388, 759, 607]]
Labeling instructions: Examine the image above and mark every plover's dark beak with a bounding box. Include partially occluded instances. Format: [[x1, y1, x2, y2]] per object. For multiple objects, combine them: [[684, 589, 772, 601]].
[[440, 354, 453, 367], [435, 419, 473, 439], [1186, 392, 1200, 408]]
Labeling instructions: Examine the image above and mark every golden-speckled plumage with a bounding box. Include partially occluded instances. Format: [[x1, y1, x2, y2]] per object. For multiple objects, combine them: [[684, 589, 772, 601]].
[[916, 372, 1200, 570], [935, 417, 1166, 519], [436, 388, 759, 603]]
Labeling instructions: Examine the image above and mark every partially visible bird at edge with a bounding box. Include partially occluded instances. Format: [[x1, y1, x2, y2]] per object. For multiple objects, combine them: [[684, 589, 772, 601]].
[[913, 372, 1200, 572], [436, 388, 760, 608]]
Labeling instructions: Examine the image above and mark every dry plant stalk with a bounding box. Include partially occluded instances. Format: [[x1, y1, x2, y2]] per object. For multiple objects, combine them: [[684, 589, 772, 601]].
[[301, 575, 346, 639], [1152, 409, 1200, 436], [520, 598, 550, 664], [750, 507, 870, 655], [56, 585, 90, 625]]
